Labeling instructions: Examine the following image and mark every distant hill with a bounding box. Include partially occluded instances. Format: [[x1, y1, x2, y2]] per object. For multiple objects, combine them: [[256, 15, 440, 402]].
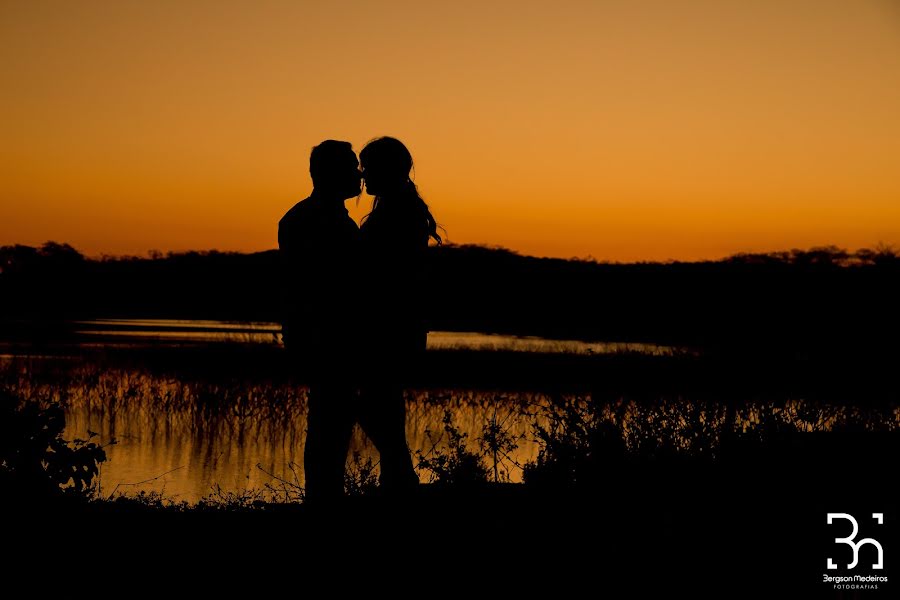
[[1, 242, 898, 355]]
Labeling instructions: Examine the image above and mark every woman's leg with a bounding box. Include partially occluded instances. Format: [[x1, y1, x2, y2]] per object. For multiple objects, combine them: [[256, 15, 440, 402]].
[[358, 381, 419, 493]]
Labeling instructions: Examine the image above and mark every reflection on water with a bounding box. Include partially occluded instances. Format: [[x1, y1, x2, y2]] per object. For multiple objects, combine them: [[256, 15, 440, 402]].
[[426, 331, 675, 355], [76, 385, 538, 503], [11, 360, 540, 502], [72, 319, 682, 355], [4, 355, 895, 504]]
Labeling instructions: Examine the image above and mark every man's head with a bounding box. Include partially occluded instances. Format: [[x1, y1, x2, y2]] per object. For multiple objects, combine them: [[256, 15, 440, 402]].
[[309, 140, 362, 201]]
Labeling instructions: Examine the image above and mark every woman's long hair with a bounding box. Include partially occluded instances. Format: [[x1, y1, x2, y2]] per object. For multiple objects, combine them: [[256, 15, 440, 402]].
[[360, 137, 442, 245]]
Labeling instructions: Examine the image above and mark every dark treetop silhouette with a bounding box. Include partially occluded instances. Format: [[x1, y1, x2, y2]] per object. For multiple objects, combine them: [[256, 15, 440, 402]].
[[2, 241, 898, 362]]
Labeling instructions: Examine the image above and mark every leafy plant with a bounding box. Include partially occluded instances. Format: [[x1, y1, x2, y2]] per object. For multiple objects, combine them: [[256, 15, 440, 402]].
[[416, 411, 489, 485], [477, 408, 524, 483], [0, 389, 108, 499], [523, 395, 626, 487], [344, 452, 380, 497]]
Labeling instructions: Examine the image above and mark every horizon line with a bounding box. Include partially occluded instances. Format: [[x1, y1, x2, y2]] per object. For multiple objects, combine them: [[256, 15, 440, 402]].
[[3, 239, 897, 266]]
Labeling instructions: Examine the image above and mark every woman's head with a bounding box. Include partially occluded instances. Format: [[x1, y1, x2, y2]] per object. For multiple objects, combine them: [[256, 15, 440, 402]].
[[360, 137, 443, 244], [360, 136, 414, 197]]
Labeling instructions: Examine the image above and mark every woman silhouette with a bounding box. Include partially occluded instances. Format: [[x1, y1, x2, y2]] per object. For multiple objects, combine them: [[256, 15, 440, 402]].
[[357, 137, 441, 494]]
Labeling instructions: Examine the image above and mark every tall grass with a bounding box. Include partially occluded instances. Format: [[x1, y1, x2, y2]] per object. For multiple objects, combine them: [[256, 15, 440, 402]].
[[1, 354, 897, 505]]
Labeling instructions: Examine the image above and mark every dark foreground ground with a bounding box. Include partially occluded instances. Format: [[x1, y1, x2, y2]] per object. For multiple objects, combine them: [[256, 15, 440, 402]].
[[7, 445, 896, 598], [2, 342, 896, 596]]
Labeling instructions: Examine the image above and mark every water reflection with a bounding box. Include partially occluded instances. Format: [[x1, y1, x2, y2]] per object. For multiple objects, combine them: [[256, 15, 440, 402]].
[[51, 366, 540, 502], [72, 319, 683, 355], [4, 355, 896, 504]]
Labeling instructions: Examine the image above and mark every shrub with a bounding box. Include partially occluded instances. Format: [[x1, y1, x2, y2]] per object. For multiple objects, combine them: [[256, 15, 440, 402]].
[[0, 389, 107, 500]]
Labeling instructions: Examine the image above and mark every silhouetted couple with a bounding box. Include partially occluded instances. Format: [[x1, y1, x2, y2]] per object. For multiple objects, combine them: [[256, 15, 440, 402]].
[[278, 138, 441, 504]]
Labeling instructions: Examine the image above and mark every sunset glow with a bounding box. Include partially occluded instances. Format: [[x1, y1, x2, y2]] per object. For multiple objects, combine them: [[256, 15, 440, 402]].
[[3, 0, 899, 261]]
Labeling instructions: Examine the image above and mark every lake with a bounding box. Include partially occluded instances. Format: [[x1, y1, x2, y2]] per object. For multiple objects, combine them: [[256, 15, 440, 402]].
[[70, 318, 681, 355], [3, 321, 892, 504], [6, 354, 543, 502]]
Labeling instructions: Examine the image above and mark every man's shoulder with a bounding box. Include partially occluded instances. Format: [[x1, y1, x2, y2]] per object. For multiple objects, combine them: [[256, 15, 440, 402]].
[[280, 197, 325, 240], [278, 197, 315, 250], [279, 196, 315, 227]]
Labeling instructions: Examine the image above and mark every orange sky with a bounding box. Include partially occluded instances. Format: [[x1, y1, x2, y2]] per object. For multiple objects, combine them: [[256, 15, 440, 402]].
[[2, 0, 899, 261]]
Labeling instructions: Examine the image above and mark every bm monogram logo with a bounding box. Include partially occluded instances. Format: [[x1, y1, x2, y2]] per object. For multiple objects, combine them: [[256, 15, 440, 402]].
[[826, 513, 884, 570]]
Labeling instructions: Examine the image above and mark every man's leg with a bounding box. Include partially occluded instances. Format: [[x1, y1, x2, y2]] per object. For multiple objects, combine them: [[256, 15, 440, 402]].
[[304, 381, 356, 504]]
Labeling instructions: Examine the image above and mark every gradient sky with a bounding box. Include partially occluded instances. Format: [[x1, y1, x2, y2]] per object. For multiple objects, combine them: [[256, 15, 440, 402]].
[[2, 0, 899, 261]]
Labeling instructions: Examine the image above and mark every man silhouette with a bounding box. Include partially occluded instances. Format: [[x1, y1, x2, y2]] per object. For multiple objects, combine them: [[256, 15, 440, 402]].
[[278, 140, 362, 503]]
